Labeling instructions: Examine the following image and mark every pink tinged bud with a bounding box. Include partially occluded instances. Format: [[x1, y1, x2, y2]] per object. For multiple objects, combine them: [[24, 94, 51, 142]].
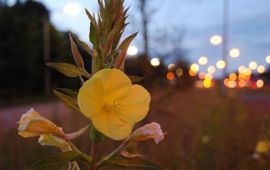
[[131, 122, 165, 144]]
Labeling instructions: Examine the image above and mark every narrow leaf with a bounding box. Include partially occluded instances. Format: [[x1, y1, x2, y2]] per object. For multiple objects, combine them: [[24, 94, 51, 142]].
[[69, 33, 85, 68], [47, 63, 84, 78], [114, 33, 137, 69], [53, 90, 80, 112], [101, 155, 165, 170]]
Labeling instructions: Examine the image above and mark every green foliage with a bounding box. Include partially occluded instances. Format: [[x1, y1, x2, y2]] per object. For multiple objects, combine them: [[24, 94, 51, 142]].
[[85, 0, 137, 73], [53, 89, 80, 112], [27, 151, 91, 170], [100, 155, 165, 170], [47, 62, 89, 78]]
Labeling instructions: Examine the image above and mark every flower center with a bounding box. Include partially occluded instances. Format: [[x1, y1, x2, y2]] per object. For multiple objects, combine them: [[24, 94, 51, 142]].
[[102, 100, 121, 114]]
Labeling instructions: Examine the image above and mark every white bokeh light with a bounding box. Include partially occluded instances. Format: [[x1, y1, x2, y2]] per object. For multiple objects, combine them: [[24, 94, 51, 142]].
[[150, 58, 160, 67], [210, 35, 222, 45], [127, 45, 138, 56]]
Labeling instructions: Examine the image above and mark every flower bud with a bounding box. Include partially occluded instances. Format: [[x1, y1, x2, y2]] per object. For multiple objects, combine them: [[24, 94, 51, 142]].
[[18, 108, 65, 138], [131, 122, 165, 144]]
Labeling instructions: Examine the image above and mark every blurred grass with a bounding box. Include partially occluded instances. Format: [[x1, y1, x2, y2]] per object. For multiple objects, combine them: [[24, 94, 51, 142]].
[[1, 86, 270, 169]]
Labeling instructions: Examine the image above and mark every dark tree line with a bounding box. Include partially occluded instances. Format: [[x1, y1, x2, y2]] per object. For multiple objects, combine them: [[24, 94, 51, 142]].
[[0, 1, 78, 104]]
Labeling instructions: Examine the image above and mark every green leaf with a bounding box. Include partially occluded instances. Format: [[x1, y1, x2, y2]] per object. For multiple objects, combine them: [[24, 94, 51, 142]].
[[28, 151, 91, 170], [129, 76, 145, 83], [69, 33, 85, 68], [46, 62, 84, 78], [53, 90, 80, 112], [101, 155, 165, 170]]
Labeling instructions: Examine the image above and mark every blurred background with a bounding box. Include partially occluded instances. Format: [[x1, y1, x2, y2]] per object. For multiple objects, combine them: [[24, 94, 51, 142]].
[[1, 0, 270, 169]]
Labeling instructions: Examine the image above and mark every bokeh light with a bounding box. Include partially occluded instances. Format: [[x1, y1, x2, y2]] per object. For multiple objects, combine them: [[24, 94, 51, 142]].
[[205, 73, 213, 80], [203, 79, 212, 88], [257, 65, 266, 74], [210, 35, 222, 45], [227, 80, 237, 88], [189, 70, 197, 77], [127, 45, 138, 56], [167, 72, 175, 80], [265, 55, 270, 64], [190, 63, 199, 72], [216, 60, 226, 69], [249, 61, 258, 70], [229, 48, 240, 58], [207, 66, 216, 74], [238, 80, 247, 88], [150, 58, 160, 67], [198, 56, 208, 65], [256, 79, 264, 88], [168, 63, 176, 71], [229, 73, 237, 81], [238, 66, 246, 73], [63, 2, 81, 16], [175, 68, 183, 77], [198, 72, 206, 80]]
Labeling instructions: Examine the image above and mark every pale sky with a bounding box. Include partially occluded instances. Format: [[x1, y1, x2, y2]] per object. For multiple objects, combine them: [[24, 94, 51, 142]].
[[11, 0, 270, 74]]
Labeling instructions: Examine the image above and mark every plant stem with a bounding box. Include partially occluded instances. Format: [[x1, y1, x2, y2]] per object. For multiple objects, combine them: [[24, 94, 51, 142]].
[[90, 140, 98, 170], [97, 138, 129, 168]]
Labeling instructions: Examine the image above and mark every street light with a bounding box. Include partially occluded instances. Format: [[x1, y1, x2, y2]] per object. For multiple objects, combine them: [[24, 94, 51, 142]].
[[229, 48, 240, 58], [210, 35, 223, 45], [216, 60, 226, 69], [265, 55, 270, 64], [198, 56, 208, 65], [150, 58, 160, 67], [249, 61, 258, 70]]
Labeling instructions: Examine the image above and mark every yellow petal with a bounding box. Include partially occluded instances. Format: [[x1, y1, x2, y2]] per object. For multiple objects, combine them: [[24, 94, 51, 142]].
[[18, 108, 65, 138], [91, 112, 133, 140], [94, 68, 131, 91], [118, 85, 151, 123], [78, 77, 104, 118]]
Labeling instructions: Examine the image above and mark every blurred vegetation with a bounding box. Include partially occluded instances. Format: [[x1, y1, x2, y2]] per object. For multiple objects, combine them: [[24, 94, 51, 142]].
[[2, 87, 270, 169], [0, 1, 80, 105]]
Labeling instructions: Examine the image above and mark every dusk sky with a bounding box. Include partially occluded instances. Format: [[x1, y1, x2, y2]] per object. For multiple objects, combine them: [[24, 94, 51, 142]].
[[9, 0, 270, 75]]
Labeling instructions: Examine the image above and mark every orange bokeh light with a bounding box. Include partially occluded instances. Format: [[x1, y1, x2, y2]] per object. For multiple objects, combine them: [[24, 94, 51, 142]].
[[167, 72, 175, 80]]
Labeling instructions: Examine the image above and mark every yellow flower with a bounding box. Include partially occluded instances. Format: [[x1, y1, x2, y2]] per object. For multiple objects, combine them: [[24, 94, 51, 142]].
[[78, 68, 150, 140], [18, 108, 65, 138]]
